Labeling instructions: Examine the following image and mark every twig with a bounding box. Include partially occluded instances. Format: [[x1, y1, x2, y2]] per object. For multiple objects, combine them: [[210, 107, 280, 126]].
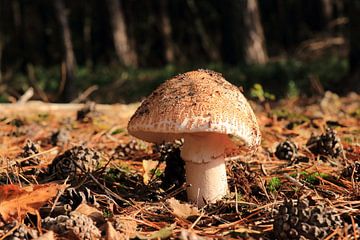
[[190, 212, 205, 230], [324, 226, 340, 240], [72, 85, 99, 103], [50, 178, 69, 215], [258, 176, 270, 201], [0, 147, 58, 170], [163, 183, 189, 199], [0, 223, 20, 240], [283, 173, 310, 189], [17, 88, 34, 104], [235, 186, 239, 213], [75, 159, 132, 206]]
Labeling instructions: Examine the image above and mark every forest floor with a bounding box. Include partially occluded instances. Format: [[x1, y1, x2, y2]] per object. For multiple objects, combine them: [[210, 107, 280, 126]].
[[0, 92, 359, 240]]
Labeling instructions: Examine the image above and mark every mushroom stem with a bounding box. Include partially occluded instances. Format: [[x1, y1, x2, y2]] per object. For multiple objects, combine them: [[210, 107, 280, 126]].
[[181, 133, 229, 206], [184, 158, 227, 206]]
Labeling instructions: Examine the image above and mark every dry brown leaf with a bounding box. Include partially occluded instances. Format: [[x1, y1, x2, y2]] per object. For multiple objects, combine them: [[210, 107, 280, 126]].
[[166, 198, 199, 219], [142, 160, 159, 185], [180, 229, 208, 240], [74, 203, 104, 224], [0, 183, 64, 222], [103, 221, 122, 240]]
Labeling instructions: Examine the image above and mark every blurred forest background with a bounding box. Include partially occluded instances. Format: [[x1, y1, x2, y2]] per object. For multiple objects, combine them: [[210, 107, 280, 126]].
[[0, 0, 359, 103]]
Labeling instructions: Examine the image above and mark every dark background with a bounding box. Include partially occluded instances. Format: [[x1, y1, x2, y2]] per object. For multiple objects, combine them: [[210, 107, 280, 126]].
[[0, 0, 359, 103]]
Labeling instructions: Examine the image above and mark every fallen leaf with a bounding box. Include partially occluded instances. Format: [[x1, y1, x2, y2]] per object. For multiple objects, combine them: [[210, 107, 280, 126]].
[[74, 203, 104, 224], [225, 227, 261, 234], [138, 225, 175, 240], [142, 160, 159, 185], [0, 183, 64, 222], [103, 221, 122, 240], [166, 198, 199, 219], [180, 229, 208, 240]]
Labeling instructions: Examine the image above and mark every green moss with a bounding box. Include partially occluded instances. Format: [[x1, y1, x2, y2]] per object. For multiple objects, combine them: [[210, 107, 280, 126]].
[[300, 171, 329, 185], [267, 177, 282, 192]]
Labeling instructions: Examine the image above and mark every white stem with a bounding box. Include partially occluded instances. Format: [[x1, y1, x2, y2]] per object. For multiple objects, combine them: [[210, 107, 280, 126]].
[[185, 158, 227, 206], [181, 133, 229, 206]]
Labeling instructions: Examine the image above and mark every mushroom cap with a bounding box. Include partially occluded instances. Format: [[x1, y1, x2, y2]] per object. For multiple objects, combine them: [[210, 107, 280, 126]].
[[127, 69, 261, 152]]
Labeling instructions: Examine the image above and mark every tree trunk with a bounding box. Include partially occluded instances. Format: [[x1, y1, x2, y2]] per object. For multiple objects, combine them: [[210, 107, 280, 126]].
[[0, 1, 4, 84], [241, 0, 268, 64], [0, 34, 2, 84], [106, 0, 138, 67], [159, 0, 175, 64], [83, 3, 92, 68], [343, 0, 360, 92], [186, 0, 220, 62], [54, 0, 76, 102], [321, 0, 333, 23]]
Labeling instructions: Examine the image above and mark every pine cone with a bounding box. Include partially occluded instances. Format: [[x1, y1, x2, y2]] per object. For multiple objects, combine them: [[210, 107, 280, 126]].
[[342, 162, 360, 182], [60, 187, 98, 209], [275, 140, 297, 161], [227, 161, 263, 202], [154, 140, 185, 190], [42, 212, 101, 240], [2, 223, 38, 240], [49, 146, 100, 179], [19, 139, 40, 166], [273, 198, 343, 240], [51, 128, 70, 146], [112, 140, 146, 160], [306, 128, 343, 158]]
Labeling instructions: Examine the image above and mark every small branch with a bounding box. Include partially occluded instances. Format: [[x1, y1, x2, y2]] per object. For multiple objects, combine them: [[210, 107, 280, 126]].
[[17, 88, 34, 104], [283, 173, 310, 189], [71, 85, 98, 103]]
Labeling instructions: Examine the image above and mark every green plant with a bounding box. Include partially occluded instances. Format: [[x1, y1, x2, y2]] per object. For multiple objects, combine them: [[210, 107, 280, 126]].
[[110, 128, 124, 135], [300, 171, 329, 185], [250, 83, 276, 102], [103, 208, 113, 218], [150, 168, 163, 178], [267, 177, 282, 192]]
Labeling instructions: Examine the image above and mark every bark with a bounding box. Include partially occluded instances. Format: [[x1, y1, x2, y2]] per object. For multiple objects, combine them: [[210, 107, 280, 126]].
[[0, 1, 4, 84], [106, 0, 138, 67], [241, 0, 268, 64], [0, 35, 2, 84], [54, 0, 76, 102], [186, 0, 220, 62], [344, 0, 360, 92], [321, 0, 333, 25], [12, 0, 27, 70], [159, 0, 175, 64], [83, 3, 92, 68]]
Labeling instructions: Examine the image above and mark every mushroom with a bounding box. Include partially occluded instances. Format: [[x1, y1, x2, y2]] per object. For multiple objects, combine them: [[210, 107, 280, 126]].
[[127, 69, 261, 206]]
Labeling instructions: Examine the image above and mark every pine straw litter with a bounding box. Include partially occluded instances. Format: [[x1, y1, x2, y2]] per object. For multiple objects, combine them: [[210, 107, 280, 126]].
[[0, 94, 359, 239]]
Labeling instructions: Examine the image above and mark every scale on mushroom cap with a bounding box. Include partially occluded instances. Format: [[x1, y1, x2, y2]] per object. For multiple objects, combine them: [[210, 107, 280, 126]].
[[127, 69, 261, 207]]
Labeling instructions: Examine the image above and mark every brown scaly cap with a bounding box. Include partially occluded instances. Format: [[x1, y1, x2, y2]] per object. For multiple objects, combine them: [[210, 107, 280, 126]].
[[127, 69, 261, 151]]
